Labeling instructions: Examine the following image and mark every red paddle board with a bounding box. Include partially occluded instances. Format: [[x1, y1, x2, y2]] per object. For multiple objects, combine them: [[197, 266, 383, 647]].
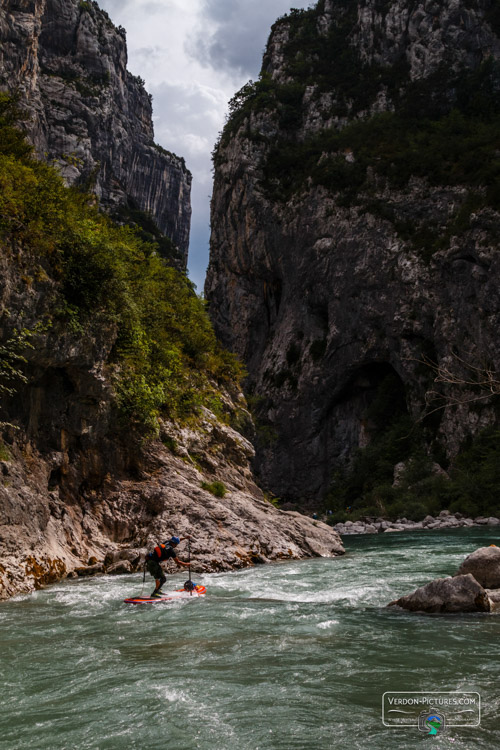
[[124, 584, 206, 604]]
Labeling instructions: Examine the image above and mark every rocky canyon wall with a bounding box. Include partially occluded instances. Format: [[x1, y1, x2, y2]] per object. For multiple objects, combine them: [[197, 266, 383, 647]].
[[206, 0, 500, 503], [0, 0, 191, 265], [0, 0, 345, 599], [0, 208, 343, 601]]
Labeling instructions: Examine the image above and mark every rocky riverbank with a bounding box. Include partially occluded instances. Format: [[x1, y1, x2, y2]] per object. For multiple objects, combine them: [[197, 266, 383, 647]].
[[332, 511, 500, 536], [0, 406, 344, 600]]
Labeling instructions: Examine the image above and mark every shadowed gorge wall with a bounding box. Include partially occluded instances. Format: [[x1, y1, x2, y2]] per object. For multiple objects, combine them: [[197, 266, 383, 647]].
[[206, 0, 500, 503]]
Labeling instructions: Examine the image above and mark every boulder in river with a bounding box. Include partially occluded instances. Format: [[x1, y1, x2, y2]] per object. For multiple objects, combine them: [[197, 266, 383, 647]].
[[75, 563, 105, 577], [105, 560, 133, 575], [388, 574, 491, 613], [486, 589, 500, 613], [455, 546, 500, 588], [422, 515, 436, 527]]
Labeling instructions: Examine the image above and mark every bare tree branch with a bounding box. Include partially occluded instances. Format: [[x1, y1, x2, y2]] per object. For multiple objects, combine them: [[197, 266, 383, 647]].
[[406, 352, 500, 420]]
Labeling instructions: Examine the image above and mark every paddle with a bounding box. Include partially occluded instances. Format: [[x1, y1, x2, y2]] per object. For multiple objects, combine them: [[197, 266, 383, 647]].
[[188, 538, 192, 596]]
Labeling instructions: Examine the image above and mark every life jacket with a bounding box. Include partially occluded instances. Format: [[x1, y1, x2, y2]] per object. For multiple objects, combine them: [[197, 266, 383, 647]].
[[153, 543, 174, 561]]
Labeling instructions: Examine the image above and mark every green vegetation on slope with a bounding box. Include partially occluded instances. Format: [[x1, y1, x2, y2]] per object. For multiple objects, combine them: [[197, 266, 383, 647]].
[[261, 60, 500, 210], [326, 425, 500, 522], [111, 201, 182, 266], [323, 371, 500, 521], [201, 480, 227, 498], [263, 101, 500, 204], [0, 94, 242, 434]]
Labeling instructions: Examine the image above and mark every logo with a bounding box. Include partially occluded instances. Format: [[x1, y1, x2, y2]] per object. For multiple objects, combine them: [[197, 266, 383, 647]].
[[419, 710, 446, 735], [382, 691, 480, 729]]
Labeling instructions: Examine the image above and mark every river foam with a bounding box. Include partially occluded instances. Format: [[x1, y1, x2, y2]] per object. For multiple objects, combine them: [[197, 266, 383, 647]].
[[0, 527, 499, 749]]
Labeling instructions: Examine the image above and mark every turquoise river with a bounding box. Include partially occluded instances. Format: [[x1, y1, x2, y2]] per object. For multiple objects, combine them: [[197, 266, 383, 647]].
[[1, 527, 499, 749]]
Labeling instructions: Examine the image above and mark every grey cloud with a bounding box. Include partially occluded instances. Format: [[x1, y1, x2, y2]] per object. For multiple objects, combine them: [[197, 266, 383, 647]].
[[133, 46, 163, 64], [98, 0, 133, 14], [150, 81, 223, 132], [187, 0, 313, 78], [99, 0, 163, 21], [143, 2, 165, 14]]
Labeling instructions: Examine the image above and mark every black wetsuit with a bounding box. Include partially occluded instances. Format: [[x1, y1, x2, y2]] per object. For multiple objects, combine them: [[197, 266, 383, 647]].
[[146, 543, 177, 589]]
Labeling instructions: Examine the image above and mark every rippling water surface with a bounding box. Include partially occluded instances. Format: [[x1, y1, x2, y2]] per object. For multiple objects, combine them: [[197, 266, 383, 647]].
[[1, 527, 499, 749]]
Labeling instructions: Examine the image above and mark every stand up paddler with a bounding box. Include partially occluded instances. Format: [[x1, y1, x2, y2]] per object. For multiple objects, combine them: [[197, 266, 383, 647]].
[[146, 536, 191, 598]]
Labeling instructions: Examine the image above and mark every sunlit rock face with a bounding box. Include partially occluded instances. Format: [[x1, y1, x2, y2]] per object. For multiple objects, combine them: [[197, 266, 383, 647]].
[[206, 0, 500, 502], [0, 0, 191, 266]]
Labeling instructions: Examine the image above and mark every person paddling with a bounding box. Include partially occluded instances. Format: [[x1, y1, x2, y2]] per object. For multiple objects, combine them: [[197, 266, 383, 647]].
[[146, 536, 191, 598]]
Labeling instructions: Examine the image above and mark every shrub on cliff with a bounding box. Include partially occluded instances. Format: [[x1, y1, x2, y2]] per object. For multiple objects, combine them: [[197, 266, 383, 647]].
[[201, 480, 227, 498], [0, 94, 242, 433]]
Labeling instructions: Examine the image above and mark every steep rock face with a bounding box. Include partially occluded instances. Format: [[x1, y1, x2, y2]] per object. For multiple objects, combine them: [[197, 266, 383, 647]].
[[206, 0, 500, 502], [0, 0, 191, 264], [0, 241, 343, 600]]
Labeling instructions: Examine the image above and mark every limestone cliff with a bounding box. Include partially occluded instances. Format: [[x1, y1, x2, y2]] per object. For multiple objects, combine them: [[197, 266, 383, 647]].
[[0, 90, 343, 601], [0, 0, 191, 265], [206, 0, 500, 503], [0, 238, 343, 600]]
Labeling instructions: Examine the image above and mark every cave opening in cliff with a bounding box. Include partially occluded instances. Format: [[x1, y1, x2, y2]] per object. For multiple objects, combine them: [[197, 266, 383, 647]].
[[357, 363, 408, 440], [323, 362, 429, 517], [322, 362, 412, 497], [48, 467, 62, 491], [332, 362, 409, 446]]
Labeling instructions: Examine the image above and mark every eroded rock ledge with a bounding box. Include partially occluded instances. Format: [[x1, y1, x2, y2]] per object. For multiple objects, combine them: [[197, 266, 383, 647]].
[[0, 408, 344, 600]]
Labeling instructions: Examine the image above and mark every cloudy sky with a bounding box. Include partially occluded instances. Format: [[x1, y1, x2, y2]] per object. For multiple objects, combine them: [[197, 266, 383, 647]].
[[98, 0, 313, 291]]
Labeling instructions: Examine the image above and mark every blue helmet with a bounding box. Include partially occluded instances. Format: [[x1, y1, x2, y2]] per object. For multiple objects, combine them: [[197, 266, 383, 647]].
[[170, 536, 180, 546]]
